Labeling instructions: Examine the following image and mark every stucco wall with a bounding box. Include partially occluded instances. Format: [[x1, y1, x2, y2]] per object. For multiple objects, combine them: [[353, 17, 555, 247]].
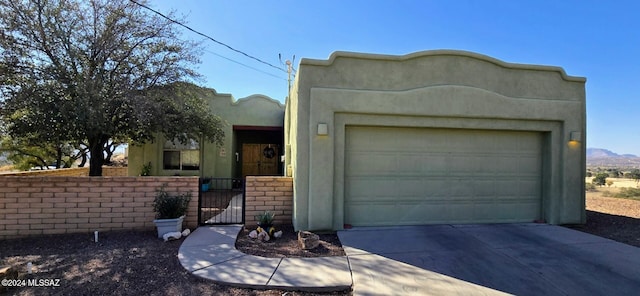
[[287, 50, 586, 231], [128, 86, 284, 178]]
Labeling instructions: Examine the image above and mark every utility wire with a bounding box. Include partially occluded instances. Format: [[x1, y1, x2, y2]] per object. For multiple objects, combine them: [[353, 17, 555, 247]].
[[129, 0, 287, 74], [205, 49, 286, 81]]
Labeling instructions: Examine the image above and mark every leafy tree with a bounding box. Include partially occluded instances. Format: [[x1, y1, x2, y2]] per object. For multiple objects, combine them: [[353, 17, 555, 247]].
[[0, 0, 223, 175], [0, 135, 82, 170], [607, 169, 621, 178], [592, 173, 608, 187], [629, 169, 640, 184]]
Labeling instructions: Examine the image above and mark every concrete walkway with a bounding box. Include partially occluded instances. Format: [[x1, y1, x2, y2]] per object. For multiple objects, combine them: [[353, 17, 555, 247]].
[[179, 224, 640, 295], [204, 194, 243, 224], [177, 225, 351, 292]]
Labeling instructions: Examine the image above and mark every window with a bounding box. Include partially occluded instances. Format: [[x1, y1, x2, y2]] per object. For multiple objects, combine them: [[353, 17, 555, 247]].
[[163, 139, 200, 170]]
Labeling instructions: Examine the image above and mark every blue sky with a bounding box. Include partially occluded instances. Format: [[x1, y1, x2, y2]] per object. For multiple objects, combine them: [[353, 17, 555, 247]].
[[152, 0, 640, 156]]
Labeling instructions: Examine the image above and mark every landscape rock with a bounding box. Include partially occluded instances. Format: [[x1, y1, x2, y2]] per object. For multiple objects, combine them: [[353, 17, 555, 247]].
[[298, 231, 320, 250], [0, 265, 19, 294], [257, 230, 270, 242], [181, 229, 191, 237], [162, 231, 182, 242], [248, 230, 258, 239], [273, 230, 283, 238]]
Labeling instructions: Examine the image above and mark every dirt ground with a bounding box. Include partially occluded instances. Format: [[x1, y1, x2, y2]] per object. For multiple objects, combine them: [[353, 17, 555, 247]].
[[2, 188, 638, 295], [0, 230, 350, 296], [235, 224, 345, 258], [585, 177, 639, 189], [567, 187, 640, 247]]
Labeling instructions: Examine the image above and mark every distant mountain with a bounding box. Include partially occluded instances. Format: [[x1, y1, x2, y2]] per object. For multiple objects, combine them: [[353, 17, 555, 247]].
[[587, 148, 640, 168], [586, 148, 638, 158], [587, 148, 620, 158]]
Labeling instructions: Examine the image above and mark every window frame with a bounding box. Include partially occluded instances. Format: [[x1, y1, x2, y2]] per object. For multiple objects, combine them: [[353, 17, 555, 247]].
[[162, 138, 200, 171]]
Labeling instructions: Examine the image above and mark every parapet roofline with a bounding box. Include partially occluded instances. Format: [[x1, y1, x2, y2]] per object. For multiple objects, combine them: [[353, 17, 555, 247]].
[[300, 49, 586, 83]]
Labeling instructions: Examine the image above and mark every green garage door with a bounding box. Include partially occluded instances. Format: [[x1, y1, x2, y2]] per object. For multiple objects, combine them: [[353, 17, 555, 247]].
[[345, 126, 542, 226]]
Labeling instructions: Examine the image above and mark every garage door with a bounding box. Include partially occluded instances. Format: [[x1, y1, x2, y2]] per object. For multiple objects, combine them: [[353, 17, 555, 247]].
[[345, 126, 542, 226]]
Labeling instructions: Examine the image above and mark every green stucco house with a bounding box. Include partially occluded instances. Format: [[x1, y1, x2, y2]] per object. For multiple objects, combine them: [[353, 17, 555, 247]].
[[128, 89, 285, 179], [129, 50, 587, 231]]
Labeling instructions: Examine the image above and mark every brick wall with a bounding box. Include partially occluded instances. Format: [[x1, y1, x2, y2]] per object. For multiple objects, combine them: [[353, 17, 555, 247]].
[[244, 176, 293, 227], [1, 167, 128, 177], [102, 167, 128, 177], [0, 176, 198, 239]]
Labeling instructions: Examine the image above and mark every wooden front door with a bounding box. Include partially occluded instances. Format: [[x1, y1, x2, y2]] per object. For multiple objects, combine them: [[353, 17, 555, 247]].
[[242, 144, 279, 177]]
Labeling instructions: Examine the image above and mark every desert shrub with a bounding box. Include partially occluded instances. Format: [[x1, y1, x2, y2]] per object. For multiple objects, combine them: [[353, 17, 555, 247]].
[[585, 183, 597, 192], [606, 180, 614, 187], [613, 188, 640, 199], [592, 173, 608, 186], [628, 169, 640, 184]]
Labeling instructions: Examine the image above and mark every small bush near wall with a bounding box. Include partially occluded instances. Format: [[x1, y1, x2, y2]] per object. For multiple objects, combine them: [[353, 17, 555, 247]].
[[0, 176, 198, 239], [244, 176, 293, 227]]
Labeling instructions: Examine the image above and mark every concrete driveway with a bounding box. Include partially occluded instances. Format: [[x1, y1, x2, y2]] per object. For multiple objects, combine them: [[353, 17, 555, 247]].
[[338, 224, 640, 296]]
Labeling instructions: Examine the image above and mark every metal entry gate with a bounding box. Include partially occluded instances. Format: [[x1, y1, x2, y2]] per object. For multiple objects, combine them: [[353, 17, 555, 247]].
[[198, 178, 245, 225]]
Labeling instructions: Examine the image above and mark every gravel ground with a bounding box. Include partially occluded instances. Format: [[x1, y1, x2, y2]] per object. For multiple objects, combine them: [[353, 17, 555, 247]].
[[0, 231, 350, 296], [236, 225, 345, 258], [567, 193, 640, 247], [2, 192, 638, 295]]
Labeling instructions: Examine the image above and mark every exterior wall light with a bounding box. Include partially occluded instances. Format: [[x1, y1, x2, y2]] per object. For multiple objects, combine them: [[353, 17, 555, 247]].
[[317, 123, 328, 136], [569, 131, 581, 142]]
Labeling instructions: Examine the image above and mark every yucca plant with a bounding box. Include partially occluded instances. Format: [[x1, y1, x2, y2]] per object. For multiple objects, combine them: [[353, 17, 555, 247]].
[[256, 211, 275, 227]]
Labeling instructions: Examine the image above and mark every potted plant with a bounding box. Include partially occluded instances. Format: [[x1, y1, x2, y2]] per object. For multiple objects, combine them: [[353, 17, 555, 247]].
[[152, 184, 192, 238], [140, 162, 152, 176], [201, 177, 212, 192]]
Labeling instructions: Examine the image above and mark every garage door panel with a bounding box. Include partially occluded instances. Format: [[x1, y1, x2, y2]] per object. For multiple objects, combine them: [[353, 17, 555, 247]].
[[494, 156, 520, 173], [348, 153, 398, 174], [346, 203, 391, 225], [473, 203, 497, 220], [397, 154, 431, 174], [345, 126, 543, 226], [519, 156, 542, 174], [397, 178, 442, 197], [413, 179, 450, 196], [346, 178, 398, 200], [347, 202, 454, 226], [348, 177, 458, 200], [450, 181, 474, 197], [518, 179, 541, 195], [418, 154, 449, 173], [474, 180, 496, 197]]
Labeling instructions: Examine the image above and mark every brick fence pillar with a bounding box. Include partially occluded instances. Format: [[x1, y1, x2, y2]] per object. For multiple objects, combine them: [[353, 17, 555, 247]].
[[244, 176, 293, 227]]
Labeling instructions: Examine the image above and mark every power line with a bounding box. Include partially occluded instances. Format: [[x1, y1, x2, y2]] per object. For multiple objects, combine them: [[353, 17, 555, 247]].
[[129, 0, 287, 74], [205, 49, 286, 81]]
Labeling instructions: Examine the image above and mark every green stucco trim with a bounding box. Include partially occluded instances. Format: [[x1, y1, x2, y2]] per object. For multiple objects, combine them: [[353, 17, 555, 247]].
[[301, 50, 586, 83]]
